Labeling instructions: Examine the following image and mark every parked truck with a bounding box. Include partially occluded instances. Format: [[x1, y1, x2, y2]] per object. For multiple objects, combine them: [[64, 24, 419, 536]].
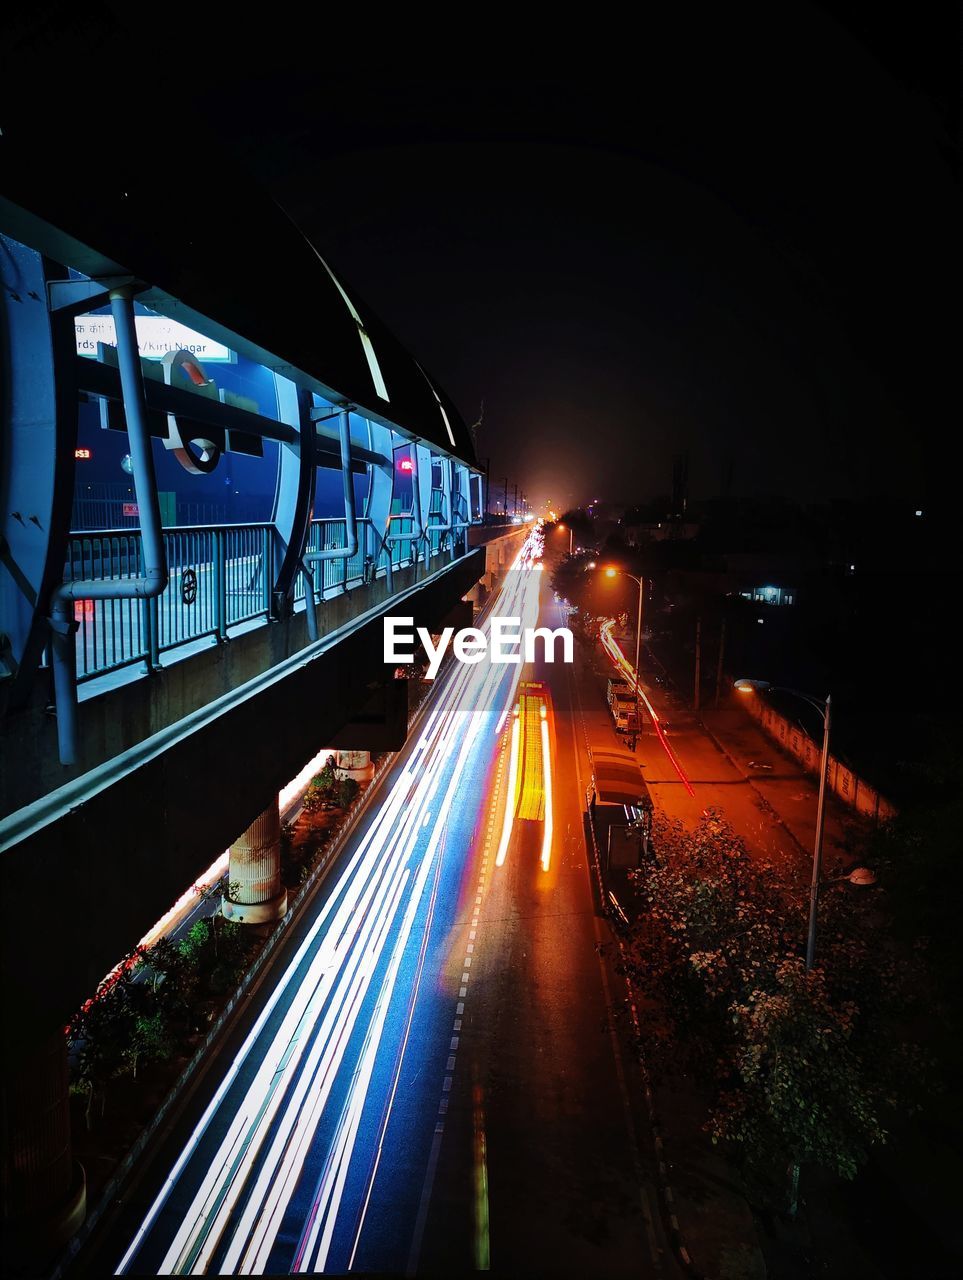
[[606, 676, 639, 734]]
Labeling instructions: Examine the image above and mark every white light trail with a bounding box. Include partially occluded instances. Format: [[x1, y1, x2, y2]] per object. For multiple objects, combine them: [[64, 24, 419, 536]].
[[117, 530, 547, 1276]]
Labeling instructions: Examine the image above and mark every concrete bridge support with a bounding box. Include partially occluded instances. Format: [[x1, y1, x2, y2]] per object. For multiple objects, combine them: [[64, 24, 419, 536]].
[[222, 797, 288, 925]]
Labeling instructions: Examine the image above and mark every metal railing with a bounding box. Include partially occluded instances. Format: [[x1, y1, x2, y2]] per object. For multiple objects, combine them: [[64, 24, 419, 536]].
[[59, 515, 456, 683]]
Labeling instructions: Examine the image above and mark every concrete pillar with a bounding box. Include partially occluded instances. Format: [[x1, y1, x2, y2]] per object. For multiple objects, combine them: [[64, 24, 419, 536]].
[[1, 1033, 86, 1269], [222, 796, 288, 924], [335, 749, 374, 782]]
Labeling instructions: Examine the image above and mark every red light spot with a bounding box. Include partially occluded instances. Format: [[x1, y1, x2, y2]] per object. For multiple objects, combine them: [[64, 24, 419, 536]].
[[75, 600, 94, 621], [398, 457, 414, 472], [74, 446, 92, 460]]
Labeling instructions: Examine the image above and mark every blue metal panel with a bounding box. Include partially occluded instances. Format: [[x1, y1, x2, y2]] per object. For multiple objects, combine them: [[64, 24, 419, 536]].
[[0, 236, 77, 709]]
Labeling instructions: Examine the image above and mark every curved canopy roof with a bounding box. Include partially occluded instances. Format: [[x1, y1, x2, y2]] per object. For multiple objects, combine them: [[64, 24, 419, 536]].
[[0, 123, 476, 466]]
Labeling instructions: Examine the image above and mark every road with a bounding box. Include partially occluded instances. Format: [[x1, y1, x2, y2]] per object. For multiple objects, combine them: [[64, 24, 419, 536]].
[[85, 526, 674, 1277]]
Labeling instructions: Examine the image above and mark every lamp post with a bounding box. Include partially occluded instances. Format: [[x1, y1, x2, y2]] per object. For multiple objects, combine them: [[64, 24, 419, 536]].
[[734, 679, 830, 970], [734, 678, 876, 1216], [603, 567, 644, 750], [559, 522, 574, 554]]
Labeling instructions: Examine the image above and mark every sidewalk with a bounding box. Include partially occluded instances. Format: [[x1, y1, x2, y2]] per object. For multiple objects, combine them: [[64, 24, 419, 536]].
[[639, 634, 869, 874], [699, 702, 866, 871]]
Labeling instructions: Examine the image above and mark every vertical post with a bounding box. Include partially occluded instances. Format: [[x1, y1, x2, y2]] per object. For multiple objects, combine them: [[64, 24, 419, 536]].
[[805, 694, 832, 971], [715, 616, 726, 708], [213, 527, 226, 641], [262, 525, 273, 616], [503, 477, 508, 520], [694, 616, 702, 712], [147, 594, 160, 671]]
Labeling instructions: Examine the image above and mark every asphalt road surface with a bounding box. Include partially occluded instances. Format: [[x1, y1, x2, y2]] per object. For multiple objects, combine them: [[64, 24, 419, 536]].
[[83, 529, 676, 1277]]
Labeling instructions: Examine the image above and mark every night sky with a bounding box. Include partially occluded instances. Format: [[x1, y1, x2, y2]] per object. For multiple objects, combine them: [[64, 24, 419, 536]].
[[7, 5, 958, 512]]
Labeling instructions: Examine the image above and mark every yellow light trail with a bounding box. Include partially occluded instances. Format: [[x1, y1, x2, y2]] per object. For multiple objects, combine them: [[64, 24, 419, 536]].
[[540, 717, 553, 873], [495, 713, 521, 868]]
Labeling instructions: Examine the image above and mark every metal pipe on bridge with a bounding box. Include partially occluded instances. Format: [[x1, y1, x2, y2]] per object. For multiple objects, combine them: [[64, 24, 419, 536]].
[[48, 287, 169, 765]]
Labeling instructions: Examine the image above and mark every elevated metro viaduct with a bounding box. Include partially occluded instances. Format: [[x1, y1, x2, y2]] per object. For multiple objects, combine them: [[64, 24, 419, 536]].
[[0, 128, 527, 1264]]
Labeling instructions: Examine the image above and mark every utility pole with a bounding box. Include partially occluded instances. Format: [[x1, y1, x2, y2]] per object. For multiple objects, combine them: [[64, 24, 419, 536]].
[[503, 477, 509, 521], [694, 616, 702, 712], [714, 617, 726, 708], [483, 457, 490, 519], [513, 483, 518, 518]]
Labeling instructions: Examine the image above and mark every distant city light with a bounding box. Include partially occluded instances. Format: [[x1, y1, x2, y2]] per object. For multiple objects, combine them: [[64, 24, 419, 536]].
[[915, 509, 923, 517]]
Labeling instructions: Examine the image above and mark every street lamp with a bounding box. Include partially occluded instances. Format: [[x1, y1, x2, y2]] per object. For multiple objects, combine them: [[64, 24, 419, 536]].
[[602, 567, 644, 751], [558, 522, 573, 554], [734, 678, 832, 971]]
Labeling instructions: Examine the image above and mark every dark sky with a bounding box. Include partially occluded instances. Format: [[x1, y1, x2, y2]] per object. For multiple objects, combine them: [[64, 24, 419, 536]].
[[8, 5, 959, 512]]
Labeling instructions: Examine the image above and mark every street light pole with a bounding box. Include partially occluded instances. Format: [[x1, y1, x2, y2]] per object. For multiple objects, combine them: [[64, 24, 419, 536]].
[[806, 693, 832, 971], [734, 678, 832, 968]]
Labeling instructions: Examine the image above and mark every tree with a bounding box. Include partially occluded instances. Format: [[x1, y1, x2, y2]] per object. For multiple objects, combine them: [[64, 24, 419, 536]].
[[623, 808, 922, 1194], [709, 958, 886, 1181], [624, 809, 802, 1070]]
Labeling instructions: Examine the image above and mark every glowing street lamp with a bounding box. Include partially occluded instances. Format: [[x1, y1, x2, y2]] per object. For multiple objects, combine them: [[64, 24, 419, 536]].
[[558, 522, 574, 554]]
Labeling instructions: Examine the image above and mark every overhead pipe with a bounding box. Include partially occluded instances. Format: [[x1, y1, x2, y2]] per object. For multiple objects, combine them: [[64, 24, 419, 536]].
[[48, 287, 169, 765], [300, 408, 358, 633]]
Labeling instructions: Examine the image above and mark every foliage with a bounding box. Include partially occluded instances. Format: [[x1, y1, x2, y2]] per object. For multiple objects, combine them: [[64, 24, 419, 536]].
[[69, 906, 259, 1127], [302, 758, 338, 814], [335, 775, 359, 808], [135, 936, 197, 1011], [124, 1010, 173, 1081], [302, 760, 358, 814], [625, 808, 923, 1191], [708, 959, 885, 1180], [68, 970, 137, 1130]]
